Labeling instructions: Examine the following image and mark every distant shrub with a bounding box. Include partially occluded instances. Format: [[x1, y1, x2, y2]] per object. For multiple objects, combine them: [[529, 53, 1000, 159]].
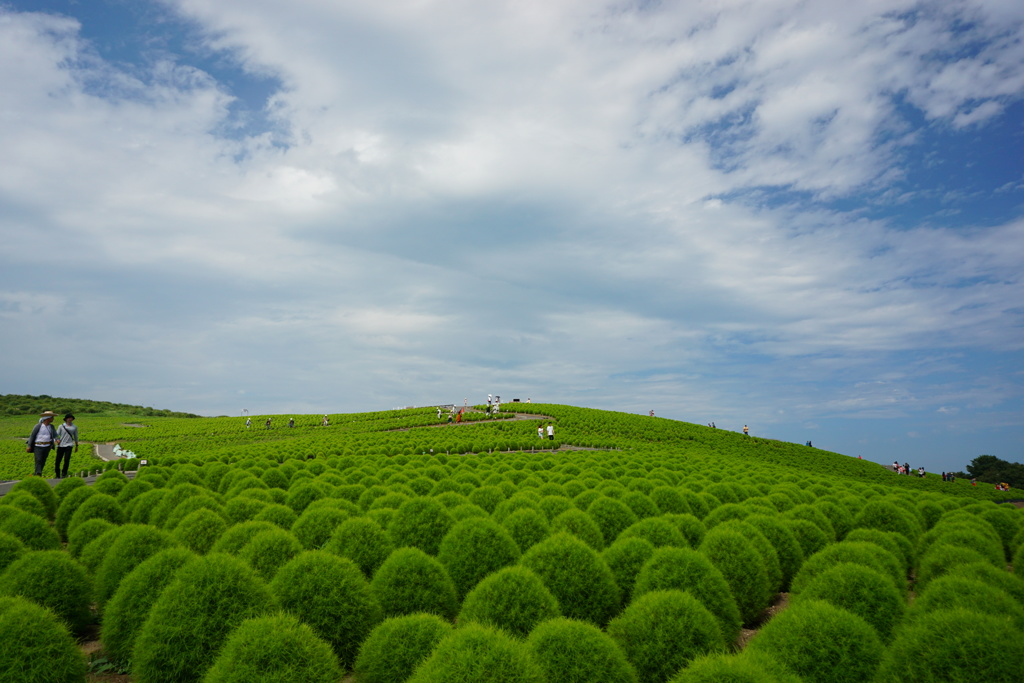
[[844, 527, 913, 572], [621, 491, 660, 520], [224, 496, 268, 524], [587, 497, 640, 546], [980, 506, 1020, 560], [94, 524, 175, 608], [147, 484, 212, 528], [650, 487, 689, 515], [238, 528, 304, 581], [354, 613, 453, 683], [324, 516, 394, 578], [66, 493, 125, 540], [699, 527, 770, 625], [437, 517, 521, 599], [527, 617, 638, 683], [704, 503, 753, 529], [207, 616, 342, 682], [746, 600, 883, 683], [914, 544, 992, 591], [550, 508, 606, 550], [663, 513, 705, 547], [744, 515, 804, 591], [126, 488, 168, 524], [875, 609, 1024, 683], [8, 477, 59, 521], [852, 499, 921, 543], [669, 650, 801, 683], [387, 497, 454, 556], [468, 485, 506, 514], [406, 622, 545, 683], [538, 495, 574, 521], [0, 532, 25, 575], [519, 532, 621, 626], [270, 551, 382, 667], [116, 478, 154, 507], [291, 506, 350, 549], [501, 508, 551, 552], [371, 547, 458, 620], [285, 481, 332, 514], [0, 596, 86, 683], [132, 553, 275, 683], [457, 565, 559, 637], [715, 520, 783, 594], [66, 517, 116, 558], [0, 550, 92, 634], [783, 505, 836, 542], [251, 502, 298, 530], [781, 518, 828, 559], [602, 537, 656, 605], [1, 490, 50, 519], [795, 563, 905, 638], [170, 507, 227, 554], [919, 523, 1005, 568], [101, 546, 197, 667], [907, 575, 1024, 630], [946, 561, 1024, 606], [618, 517, 687, 549], [54, 475, 87, 502], [790, 541, 904, 594], [607, 590, 725, 683]]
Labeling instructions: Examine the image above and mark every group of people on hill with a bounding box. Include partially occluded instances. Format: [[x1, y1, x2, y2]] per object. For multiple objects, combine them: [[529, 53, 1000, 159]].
[[25, 410, 79, 478], [245, 414, 329, 429], [892, 461, 926, 477]]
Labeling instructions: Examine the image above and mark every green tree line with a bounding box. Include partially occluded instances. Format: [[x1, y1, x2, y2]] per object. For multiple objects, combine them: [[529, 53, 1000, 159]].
[[962, 454, 1024, 489], [0, 394, 200, 419]]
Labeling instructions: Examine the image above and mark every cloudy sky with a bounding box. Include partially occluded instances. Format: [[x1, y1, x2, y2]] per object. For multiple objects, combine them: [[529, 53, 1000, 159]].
[[2, 0, 1022, 472]]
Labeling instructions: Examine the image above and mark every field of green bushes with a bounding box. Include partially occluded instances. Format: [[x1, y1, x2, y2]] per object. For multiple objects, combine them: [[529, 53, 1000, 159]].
[[1, 403, 1022, 683]]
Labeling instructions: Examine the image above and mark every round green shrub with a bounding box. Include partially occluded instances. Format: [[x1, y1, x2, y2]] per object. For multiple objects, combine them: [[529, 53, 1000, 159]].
[[914, 544, 992, 591], [704, 503, 753, 529], [699, 527, 770, 625], [919, 525, 1004, 568], [746, 599, 883, 683], [602, 537, 656, 605], [285, 481, 331, 514], [795, 562, 905, 638], [66, 493, 125, 540], [0, 549, 92, 633], [162, 496, 225, 531], [0, 532, 26, 575], [54, 475, 87, 502], [0, 506, 60, 550], [117, 478, 155, 507], [127, 488, 168, 524], [946, 561, 1024, 606], [538, 495, 575, 521], [844, 527, 913, 572], [132, 552, 276, 683], [621, 491, 660, 520], [238, 528, 304, 581], [908, 575, 1024, 630], [66, 517, 116, 558], [744, 515, 804, 591], [783, 505, 836, 541], [550, 508, 606, 550], [813, 500, 853, 540], [387, 497, 454, 556], [370, 547, 458, 620], [618, 517, 687, 549], [790, 541, 904, 594], [587, 497, 640, 546], [467, 485, 506, 514], [607, 590, 725, 683], [715, 520, 783, 594], [56, 487, 100, 538], [501, 508, 551, 552], [1015, 542, 1024, 581], [781, 518, 828, 559], [79, 525, 133, 575], [8, 477, 59, 521], [252, 503, 299, 530], [633, 545, 742, 642], [101, 546, 197, 667], [170, 507, 228, 554], [0, 596, 86, 683], [354, 613, 453, 683], [0, 490, 49, 519], [224, 495, 267, 524], [209, 520, 279, 555], [668, 650, 801, 683], [291, 506, 350, 549], [980, 506, 1021, 560], [438, 517, 521, 599], [458, 565, 560, 637], [94, 524, 175, 608], [663, 513, 705, 547], [852, 499, 921, 543], [874, 608, 1024, 682], [519, 532, 621, 626], [406, 622, 545, 683], [324, 516, 394, 578], [527, 617, 638, 683], [93, 475, 127, 497], [146, 483, 212, 528], [202, 613, 342, 683], [651, 487, 689, 515]]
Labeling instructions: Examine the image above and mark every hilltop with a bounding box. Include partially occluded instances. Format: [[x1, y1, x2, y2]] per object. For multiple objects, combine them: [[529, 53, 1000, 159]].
[[0, 394, 201, 419]]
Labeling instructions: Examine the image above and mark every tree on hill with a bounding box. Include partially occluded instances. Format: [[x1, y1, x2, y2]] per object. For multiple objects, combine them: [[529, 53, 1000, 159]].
[[0, 394, 200, 419], [965, 455, 1024, 489]]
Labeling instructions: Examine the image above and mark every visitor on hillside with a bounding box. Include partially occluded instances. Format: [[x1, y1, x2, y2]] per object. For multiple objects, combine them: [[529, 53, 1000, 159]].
[[650, 410, 655, 417], [265, 417, 272, 429], [245, 417, 251, 428], [322, 415, 329, 426], [54, 413, 78, 479], [941, 472, 946, 481], [456, 408, 464, 423], [918, 466, 925, 477], [743, 425, 749, 436], [288, 418, 295, 428], [547, 423, 554, 440], [971, 478, 977, 486], [26, 410, 58, 477], [904, 462, 910, 476], [893, 460, 899, 472], [538, 425, 544, 438]]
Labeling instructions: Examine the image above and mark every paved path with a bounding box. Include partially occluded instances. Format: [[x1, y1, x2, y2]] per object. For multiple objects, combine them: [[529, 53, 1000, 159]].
[[0, 442, 133, 497]]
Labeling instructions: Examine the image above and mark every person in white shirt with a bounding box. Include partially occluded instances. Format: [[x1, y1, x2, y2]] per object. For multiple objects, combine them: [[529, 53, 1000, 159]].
[[27, 411, 59, 477]]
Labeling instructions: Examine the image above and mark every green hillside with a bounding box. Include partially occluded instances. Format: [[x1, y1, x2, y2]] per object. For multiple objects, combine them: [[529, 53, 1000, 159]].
[[0, 394, 201, 419], [0, 403, 1021, 682]]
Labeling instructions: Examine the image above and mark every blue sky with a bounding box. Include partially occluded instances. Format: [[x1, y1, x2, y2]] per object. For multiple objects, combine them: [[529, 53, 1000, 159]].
[[1, 0, 1022, 473]]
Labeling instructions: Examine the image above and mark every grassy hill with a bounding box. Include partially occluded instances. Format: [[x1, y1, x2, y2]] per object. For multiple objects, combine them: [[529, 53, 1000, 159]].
[[0, 402, 1021, 682], [0, 394, 201, 419]]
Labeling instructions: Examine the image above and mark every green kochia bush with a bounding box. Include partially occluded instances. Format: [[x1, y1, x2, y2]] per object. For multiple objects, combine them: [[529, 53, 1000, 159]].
[[875, 608, 1024, 682], [101, 547, 197, 668], [0, 596, 86, 683], [617, 517, 688, 549], [324, 517, 395, 577], [209, 520, 279, 555], [170, 507, 228, 554], [587, 497, 640, 546], [94, 524, 175, 608], [238, 528, 304, 581], [781, 518, 828, 559], [437, 517, 521, 599], [852, 498, 922, 543], [387, 497, 454, 556], [67, 493, 125, 539], [132, 553, 276, 683], [790, 541, 904, 594], [0, 550, 92, 634], [602, 537, 656, 606], [354, 613, 453, 683], [0, 506, 61, 550], [519, 532, 621, 626], [370, 547, 459, 620], [744, 515, 805, 591], [270, 551, 383, 668], [669, 651, 802, 683], [794, 563, 905, 638], [633, 546, 742, 644], [1, 490, 49, 519], [746, 600, 883, 683], [406, 622, 545, 683], [291, 506, 350, 549], [715, 520, 783, 594], [8, 477, 59, 521], [946, 561, 1024, 606], [906, 575, 1024, 631], [202, 613, 343, 683], [526, 617, 638, 683], [550, 508, 606, 550], [66, 518, 116, 558], [0, 532, 25, 575], [607, 590, 726, 683], [914, 544, 992, 590], [699, 527, 770, 625], [54, 486, 98, 541], [457, 566, 560, 637], [501, 508, 551, 552]]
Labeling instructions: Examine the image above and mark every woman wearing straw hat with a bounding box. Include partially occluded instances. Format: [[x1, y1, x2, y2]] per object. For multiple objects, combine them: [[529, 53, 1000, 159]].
[[26, 411, 59, 477]]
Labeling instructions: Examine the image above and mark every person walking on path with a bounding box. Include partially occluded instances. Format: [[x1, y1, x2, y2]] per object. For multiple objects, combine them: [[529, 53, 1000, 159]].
[[27, 410, 59, 477], [547, 423, 554, 440], [538, 425, 544, 439], [54, 413, 78, 479], [743, 425, 749, 436]]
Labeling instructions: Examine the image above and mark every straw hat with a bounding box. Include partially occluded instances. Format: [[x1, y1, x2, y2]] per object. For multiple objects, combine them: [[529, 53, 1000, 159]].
[[40, 410, 57, 419]]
